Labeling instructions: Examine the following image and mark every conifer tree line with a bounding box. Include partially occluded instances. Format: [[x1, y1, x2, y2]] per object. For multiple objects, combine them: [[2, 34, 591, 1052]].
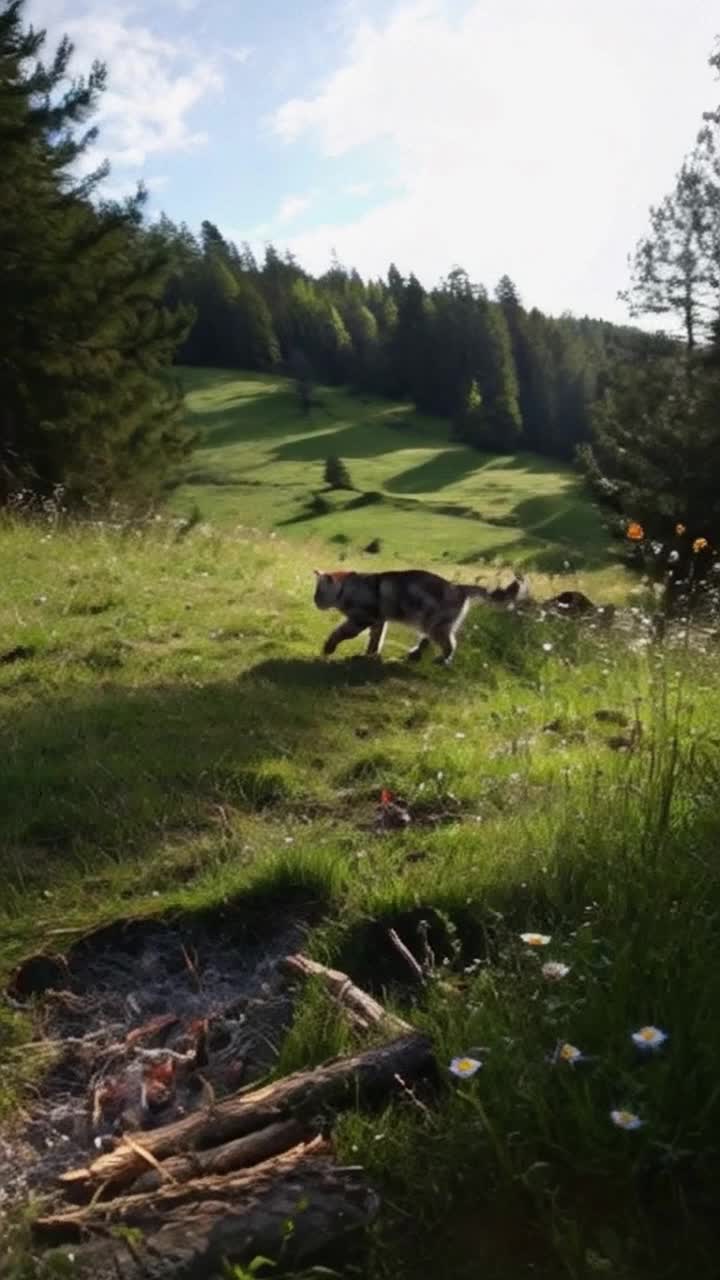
[[0, 0, 194, 507], [158, 218, 664, 462]]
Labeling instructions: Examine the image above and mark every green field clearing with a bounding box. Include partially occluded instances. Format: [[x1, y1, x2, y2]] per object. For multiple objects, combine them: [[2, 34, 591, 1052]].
[[171, 369, 620, 579]]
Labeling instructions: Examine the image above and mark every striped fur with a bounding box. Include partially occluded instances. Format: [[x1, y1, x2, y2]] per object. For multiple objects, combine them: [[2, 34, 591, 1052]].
[[314, 568, 528, 665]]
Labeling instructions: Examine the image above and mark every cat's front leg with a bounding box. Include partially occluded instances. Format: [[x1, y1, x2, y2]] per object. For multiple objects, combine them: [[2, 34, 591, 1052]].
[[322, 618, 365, 656]]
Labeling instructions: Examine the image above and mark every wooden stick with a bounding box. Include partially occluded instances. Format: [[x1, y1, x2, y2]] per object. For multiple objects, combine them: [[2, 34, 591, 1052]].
[[281, 952, 413, 1034], [387, 929, 426, 984], [130, 1118, 307, 1193], [122, 1133, 177, 1186]]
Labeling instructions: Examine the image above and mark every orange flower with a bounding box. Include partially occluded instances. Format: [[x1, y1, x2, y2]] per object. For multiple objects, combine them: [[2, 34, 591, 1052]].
[[675, 523, 686, 536], [693, 537, 709, 554], [380, 788, 393, 806], [626, 521, 644, 542]]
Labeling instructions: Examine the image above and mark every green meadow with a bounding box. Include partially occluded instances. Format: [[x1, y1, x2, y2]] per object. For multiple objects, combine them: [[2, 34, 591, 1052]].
[[172, 369, 623, 583], [1, 374, 718, 1279]]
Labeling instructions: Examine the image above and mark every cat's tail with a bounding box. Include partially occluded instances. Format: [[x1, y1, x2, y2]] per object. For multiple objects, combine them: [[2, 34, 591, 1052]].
[[464, 573, 529, 607]]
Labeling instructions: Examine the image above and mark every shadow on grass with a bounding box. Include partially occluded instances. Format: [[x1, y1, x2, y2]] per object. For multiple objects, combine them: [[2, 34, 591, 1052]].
[[384, 447, 561, 495], [0, 656, 421, 878], [269, 418, 429, 464]]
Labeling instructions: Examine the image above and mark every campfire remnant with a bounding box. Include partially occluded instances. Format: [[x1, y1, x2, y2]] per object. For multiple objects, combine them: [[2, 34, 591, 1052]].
[[2, 921, 435, 1277]]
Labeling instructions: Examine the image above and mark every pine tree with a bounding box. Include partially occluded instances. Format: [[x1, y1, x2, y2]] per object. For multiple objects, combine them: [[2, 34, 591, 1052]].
[[584, 357, 720, 548], [584, 37, 720, 572], [233, 280, 280, 369], [341, 298, 379, 388], [0, 0, 194, 506], [474, 302, 523, 449], [324, 456, 353, 489], [392, 274, 433, 402], [621, 155, 717, 349]]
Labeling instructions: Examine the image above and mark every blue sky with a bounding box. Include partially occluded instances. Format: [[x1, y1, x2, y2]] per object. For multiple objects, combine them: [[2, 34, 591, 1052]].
[[29, 0, 720, 322]]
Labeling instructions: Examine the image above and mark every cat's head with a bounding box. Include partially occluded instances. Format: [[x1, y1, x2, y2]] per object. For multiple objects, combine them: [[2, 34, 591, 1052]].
[[313, 569, 350, 609]]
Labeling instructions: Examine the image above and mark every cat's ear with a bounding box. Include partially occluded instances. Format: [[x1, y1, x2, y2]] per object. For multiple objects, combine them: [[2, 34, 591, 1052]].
[[313, 568, 322, 578]]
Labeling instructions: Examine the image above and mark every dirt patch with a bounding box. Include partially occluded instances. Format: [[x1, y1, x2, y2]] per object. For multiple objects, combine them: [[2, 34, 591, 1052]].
[[1, 913, 306, 1211]]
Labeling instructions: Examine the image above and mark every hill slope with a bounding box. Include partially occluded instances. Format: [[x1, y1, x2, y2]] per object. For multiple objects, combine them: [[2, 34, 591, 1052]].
[[1, 513, 719, 1278], [172, 369, 616, 575]]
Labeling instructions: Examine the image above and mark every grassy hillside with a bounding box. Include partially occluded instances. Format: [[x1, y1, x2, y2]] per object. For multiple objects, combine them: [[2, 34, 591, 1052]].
[[1, 509, 719, 1279], [171, 368, 621, 579]]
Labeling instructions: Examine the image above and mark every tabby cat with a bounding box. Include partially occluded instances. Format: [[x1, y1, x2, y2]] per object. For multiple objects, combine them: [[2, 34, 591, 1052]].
[[314, 567, 528, 665]]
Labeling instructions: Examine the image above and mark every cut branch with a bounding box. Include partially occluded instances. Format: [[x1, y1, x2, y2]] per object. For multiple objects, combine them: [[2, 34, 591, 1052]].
[[281, 952, 413, 1034]]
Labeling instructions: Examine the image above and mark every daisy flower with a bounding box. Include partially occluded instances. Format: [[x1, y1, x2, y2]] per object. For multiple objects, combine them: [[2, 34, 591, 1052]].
[[610, 1109, 643, 1131], [557, 1042, 583, 1065], [631, 1025, 668, 1051], [541, 960, 570, 981], [542, 642, 553, 653], [449, 1056, 482, 1079], [520, 932, 552, 947]]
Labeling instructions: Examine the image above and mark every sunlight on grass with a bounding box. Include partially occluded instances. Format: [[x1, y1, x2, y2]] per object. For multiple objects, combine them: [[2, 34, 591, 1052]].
[[170, 368, 622, 576]]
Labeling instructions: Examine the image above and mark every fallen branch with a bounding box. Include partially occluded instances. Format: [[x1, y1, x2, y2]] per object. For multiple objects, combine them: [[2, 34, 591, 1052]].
[[387, 929, 426, 984], [281, 952, 413, 1034], [37, 1143, 378, 1278], [61, 1032, 433, 1201], [130, 1117, 307, 1193]]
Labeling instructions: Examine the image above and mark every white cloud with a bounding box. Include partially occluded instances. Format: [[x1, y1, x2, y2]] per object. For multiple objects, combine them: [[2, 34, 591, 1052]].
[[344, 181, 373, 197], [276, 193, 313, 224], [28, 2, 223, 170], [271, 0, 720, 319], [226, 46, 252, 65]]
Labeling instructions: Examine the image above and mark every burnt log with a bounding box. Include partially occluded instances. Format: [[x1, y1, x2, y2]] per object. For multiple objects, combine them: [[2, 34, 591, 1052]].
[[37, 1142, 377, 1279], [131, 1118, 307, 1193]]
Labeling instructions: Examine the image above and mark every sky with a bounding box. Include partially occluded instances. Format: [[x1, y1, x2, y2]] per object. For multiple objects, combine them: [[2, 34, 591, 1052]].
[[27, 0, 720, 323]]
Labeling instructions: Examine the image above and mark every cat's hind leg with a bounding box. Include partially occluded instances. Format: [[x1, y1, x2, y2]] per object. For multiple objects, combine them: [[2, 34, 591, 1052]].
[[430, 623, 457, 666]]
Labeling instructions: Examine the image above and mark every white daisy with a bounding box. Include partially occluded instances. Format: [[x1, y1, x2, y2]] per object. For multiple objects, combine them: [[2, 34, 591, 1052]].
[[631, 1025, 668, 1051], [449, 1055, 482, 1079], [542, 642, 554, 653], [557, 1042, 583, 1065], [542, 961, 570, 981], [610, 1109, 643, 1131], [520, 932, 552, 947]]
